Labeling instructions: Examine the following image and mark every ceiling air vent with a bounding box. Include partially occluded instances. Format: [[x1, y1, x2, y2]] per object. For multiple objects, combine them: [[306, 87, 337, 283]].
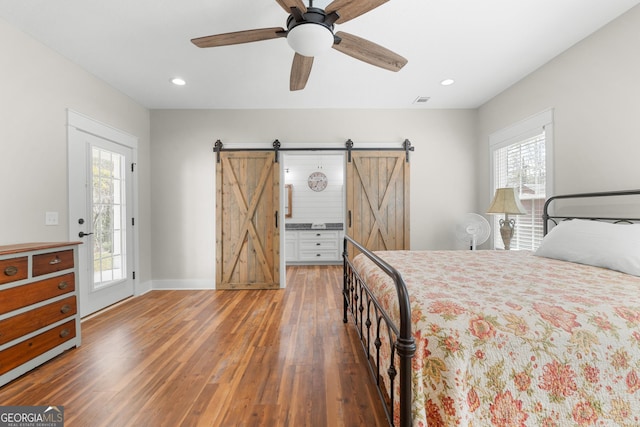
[[413, 96, 430, 104]]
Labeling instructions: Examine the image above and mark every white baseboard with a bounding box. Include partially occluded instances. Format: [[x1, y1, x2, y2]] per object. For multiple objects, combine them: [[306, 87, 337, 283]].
[[136, 280, 153, 296], [151, 279, 216, 290]]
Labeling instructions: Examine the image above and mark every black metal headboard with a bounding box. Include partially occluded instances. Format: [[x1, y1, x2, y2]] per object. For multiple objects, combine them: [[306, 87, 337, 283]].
[[542, 189, 640, 235]]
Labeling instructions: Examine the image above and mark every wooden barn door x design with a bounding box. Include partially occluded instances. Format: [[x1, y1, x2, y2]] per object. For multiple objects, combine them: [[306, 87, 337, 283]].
[[347, 151, 410, 252], [216, 152, 280, 289]]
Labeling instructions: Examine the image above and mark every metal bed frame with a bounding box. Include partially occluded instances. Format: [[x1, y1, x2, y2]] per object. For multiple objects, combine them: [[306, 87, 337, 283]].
[[342, 189, 640, 427], [542, 188, 640, 234]]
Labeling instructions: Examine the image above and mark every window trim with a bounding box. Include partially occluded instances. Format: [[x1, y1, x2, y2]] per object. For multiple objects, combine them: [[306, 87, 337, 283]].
[[489, 108, 554, 249]]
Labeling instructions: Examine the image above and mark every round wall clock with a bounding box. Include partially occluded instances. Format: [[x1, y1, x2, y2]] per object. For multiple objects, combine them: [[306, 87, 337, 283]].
[[307, 171, 328, 192]]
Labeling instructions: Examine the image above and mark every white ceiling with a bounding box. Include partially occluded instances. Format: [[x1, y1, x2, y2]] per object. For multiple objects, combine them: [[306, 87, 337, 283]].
[[1, 0, 638, 109]]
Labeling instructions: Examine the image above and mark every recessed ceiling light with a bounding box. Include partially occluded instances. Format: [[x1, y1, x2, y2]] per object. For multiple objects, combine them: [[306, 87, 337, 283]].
[[413, 96, 430, 104], [440, 78, 455, 86], [171, 77, 186, 86]]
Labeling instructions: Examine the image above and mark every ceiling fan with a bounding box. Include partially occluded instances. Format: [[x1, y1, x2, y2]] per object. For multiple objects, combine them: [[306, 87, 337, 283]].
[[191, 0, 407, 91]]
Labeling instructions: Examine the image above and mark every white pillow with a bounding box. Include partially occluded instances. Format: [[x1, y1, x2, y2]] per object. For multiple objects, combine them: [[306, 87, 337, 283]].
[[534, 219, 640, 276]]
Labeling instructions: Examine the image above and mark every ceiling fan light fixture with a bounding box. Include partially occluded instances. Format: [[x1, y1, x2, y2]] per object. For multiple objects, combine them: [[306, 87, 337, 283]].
[[287, 23, 334, 57]]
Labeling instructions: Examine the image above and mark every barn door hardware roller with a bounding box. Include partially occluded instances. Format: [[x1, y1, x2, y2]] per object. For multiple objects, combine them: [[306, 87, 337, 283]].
[[213, 138, 414, 163]]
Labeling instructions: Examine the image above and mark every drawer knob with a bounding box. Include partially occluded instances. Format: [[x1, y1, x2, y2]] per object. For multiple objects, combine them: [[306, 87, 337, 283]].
[[49, 256, 62, 265], [60, 304, 71, 314], [316, 243, 321, 246], [3, 266, 18, 276], [59, 328, 71, 338], [58, 281, 69, 290], [316, 253, 321, 257]]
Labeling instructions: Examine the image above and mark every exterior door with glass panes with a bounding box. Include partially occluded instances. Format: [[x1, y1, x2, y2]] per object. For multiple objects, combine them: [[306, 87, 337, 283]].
[[69, 126, 135, 317]]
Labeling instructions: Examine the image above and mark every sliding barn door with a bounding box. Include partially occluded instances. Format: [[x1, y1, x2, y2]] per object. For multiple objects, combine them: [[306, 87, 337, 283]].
[[346, 152, 410, 251], [217, 152, 280, 289]]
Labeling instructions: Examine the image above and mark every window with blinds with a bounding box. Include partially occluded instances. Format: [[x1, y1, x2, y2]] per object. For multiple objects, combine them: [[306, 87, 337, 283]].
[[489, 109, 554, 251], [492, 133, 546, 250]]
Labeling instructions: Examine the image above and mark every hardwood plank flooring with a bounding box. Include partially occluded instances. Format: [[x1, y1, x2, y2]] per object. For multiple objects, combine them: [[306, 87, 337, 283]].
[[0, 266, 387, 427]]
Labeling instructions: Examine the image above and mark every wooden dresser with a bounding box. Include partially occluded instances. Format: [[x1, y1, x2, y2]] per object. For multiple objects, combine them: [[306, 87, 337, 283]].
[[0, 242, 81, 387]]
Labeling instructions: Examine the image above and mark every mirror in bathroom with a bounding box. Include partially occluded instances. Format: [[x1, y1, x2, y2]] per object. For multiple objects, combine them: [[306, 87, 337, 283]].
[[285, 184, 292, 218]]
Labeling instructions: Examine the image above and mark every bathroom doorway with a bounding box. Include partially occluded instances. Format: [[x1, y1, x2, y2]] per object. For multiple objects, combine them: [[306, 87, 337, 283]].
[[282, 153, 345, 265]]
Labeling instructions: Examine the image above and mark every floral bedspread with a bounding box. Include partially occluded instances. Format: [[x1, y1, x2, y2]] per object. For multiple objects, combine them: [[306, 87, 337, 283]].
[[352, 250, 640, 427]]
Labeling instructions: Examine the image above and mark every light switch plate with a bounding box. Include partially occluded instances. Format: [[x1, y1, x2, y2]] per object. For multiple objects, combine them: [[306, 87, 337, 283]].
[[45, 211, 59, 226]]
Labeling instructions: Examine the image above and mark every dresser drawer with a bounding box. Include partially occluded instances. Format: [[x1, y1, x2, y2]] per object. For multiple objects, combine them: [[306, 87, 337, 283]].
[[299, 240, 339, 250], [0, 257, 28, 285], [299, 230, 340, 240], [0, 296, 77, 346], [0, 320, 76, 376], [299, 250, 341, 261], [33, 250, 74, 276], [0, 273, 75, 315]]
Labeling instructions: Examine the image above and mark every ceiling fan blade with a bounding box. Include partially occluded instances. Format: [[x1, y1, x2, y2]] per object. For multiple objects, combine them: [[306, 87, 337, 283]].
[[325, 0, 388, 24], [274, 0, 307, 14], [290, 53, 314, 91], [191, 27, 286, 48], [333, 31, 407, 71]]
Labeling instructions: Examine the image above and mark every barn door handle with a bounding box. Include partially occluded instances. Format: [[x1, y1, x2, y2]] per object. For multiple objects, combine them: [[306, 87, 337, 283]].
[[275, 211, 279, 228], [348, 210, 352, 228]]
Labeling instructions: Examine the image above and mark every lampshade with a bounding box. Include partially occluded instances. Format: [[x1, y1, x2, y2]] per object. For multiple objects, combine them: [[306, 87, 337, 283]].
[[487, 188, 527, 215], [287, 23, 334, 57]]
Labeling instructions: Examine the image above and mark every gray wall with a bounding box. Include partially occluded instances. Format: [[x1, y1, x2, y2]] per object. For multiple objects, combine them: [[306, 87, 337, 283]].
[[2, 4, 639, 290], [476, 5, 640, 214], [0, 17, 152, 288], [150, 109, 477, 285]]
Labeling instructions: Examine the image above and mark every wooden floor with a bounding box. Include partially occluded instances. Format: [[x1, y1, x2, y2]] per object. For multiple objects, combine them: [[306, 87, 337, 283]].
[[0, 266, 387, 427]]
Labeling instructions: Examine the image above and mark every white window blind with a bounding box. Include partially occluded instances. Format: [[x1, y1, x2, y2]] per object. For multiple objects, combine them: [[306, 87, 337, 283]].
[[493, 133, 546, 250], [489, 109, 553, 251]]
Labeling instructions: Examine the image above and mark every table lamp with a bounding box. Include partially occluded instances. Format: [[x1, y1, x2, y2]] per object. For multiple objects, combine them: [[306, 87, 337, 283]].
[[487, 188, 527, 250]]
